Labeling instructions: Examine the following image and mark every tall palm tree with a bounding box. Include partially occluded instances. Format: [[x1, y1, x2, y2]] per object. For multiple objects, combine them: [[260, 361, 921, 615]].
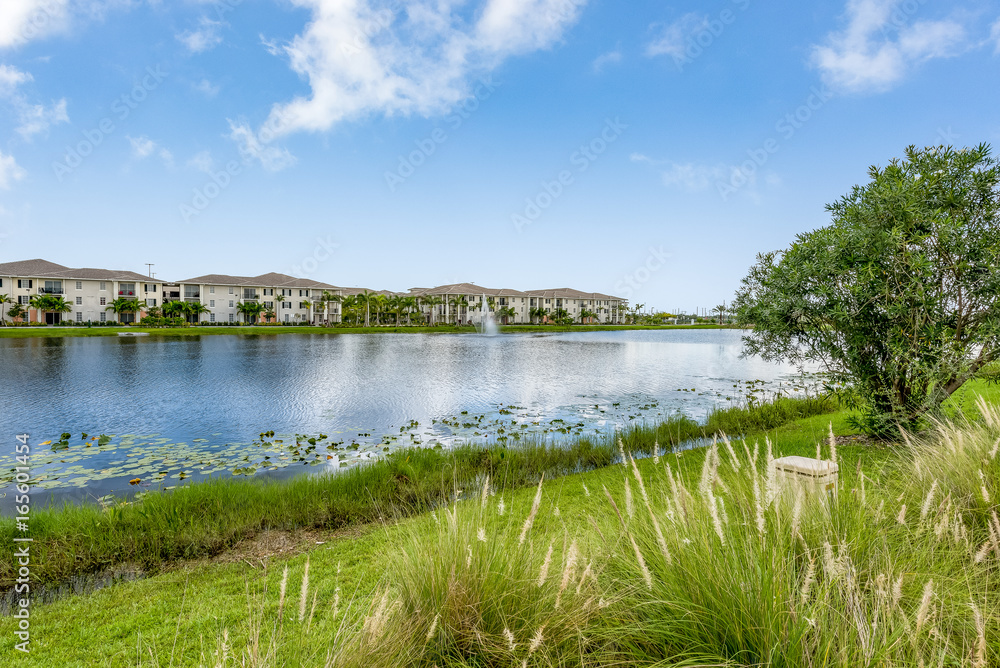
[[32, 295, 72, 324], [420, 295, 443, 326], [163, 300, 185, 318], [105, 297, 143, 324], [184, 301, 209, 324], [448, 295, 468, 325], [340, 295, 359, 324], [357, 291, 374, 327], [712, 302, 727, 325], [371, 294, 388, 325], [300, 299, 312, 325], [579, 308, 597, 324], [320, 291, 341, 325], [497, 305, 516, 325], [0, 293, 11, 326]]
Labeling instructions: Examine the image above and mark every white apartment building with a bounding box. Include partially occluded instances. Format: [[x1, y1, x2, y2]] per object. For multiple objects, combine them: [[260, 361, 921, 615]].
[[174, 272, 341, 324], [524, 288, 627, 324], [407, 283, 628, 324], [0, 259, 160, 324]]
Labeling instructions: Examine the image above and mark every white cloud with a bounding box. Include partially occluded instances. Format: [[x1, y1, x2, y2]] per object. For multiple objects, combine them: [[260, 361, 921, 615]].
[[176, 16, 225, 54], [257, 0, 587, 141], [193, 78, 219, 97], [16, 97, 68, 139], [0, 64, 32, 92], [811, 0, 967, 93], [0, 0, 70, 48], [659, 162, 731, 192], [186, 150, 213, 173], [127, 135, 174, 167], [990, 17, 1000, 53], [592, 49, 621, 73], [0, 150, 26, 189], [646, 13, 709, 59], [228, 119, 296, 172]]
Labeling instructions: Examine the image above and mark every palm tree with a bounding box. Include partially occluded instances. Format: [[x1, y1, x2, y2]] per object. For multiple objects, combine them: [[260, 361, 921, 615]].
[[7, 302, 25, 325], [184, 301, 209, 324], [340, 295, 359, 324], [236, 300, 265, 324], [399, 296, 418, 325], [0, 293, 10, 326], [163, 300, 185, 318], [371, 294, 388, 325], [357, 291, 374, 327], [300, 299, 312, 325], [105, 297, 143, 324], [497, 305, 516, 325], [712, 302, 727, 325], [320, 291, 341, 325], [33, 295, 72, 324], [579, 308, 597, 324], [448, 295, 468, 325], [262, 306, 276, 323], [420, 294, 442, 326]]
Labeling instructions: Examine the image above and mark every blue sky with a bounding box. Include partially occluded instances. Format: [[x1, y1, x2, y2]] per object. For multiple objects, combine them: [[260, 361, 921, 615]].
[[0, 0, 998, 312]]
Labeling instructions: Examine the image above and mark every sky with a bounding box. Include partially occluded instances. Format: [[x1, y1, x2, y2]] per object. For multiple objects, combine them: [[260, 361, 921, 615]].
[[0, 0, 998, 313]]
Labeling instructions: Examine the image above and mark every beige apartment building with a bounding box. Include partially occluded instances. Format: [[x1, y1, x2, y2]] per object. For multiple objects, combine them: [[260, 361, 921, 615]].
[[172, 273, 341, 324], [0, 259, 160, 324]]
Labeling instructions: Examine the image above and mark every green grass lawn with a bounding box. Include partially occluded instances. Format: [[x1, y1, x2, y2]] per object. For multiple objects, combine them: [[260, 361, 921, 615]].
[[0, 323, 732, 339]]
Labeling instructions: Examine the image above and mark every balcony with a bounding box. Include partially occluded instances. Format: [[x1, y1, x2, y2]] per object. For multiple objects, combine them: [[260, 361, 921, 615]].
[[38, 288, 63, 295]]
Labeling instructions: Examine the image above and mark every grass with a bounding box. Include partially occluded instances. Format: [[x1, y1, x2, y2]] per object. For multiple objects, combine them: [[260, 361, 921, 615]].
[[0, 323, 732, 338]]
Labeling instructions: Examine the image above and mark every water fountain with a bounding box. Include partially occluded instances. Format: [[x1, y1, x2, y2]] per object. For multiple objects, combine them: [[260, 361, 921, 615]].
[[475, 293, 499, 336]]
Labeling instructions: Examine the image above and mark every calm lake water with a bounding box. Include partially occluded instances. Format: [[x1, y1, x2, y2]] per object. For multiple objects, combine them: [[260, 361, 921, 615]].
[[0, 329, 815, 508]]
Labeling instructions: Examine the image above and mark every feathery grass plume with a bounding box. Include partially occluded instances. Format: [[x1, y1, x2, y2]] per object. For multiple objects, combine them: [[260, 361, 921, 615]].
[[822, 541, 838, 579], [363, 590, 392, 644], [971, 601, 987, 668], [665, 462, 685, 523], [477, 527, 487, 543], [426, 613, 440, 642], [504, 628, 516, 653], [576, 560, 593, 595], [978, 470, 991, 503], [630, 533, 653, 590], [708, 495, 725, 545], [528, 624, 546, 654], [800, 556, 817, 606], [753, 475, 765, 539], [277, 564, 289, 622], [497, 496, 506, 516], [307, 589, 318, 634], [624, 477, 635, 520], [887, 575, 904, 612], [827, 422, 837, 465], [990, 436, 1000, 460], [618, 437, 627, 467], [480, 475, 490, 509], [582, 482, 591, 497], [915, 579, 934, 633], [791, 485, 804, 538], [653, 441, 660, 464], [630, 454, 672, 564], [555, 540, 579, 608], [298, 557, 310, 622], [553, 506, 561, 518], [973, 525, 996, 564], [720, 433, 741, 471], [518, 473, 545, 546], [897, 504, 907, 525], [765, 437, 777, 505], [466, 544, 473, 569], [816, 441, 822, 460], [537, 542, 554, 587], [919, 479, 939, 524]]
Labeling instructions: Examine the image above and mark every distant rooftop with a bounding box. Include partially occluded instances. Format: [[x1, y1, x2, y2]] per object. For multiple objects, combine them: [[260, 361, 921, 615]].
[[177, 272, 339, 290], [0, 258, 152, 282]]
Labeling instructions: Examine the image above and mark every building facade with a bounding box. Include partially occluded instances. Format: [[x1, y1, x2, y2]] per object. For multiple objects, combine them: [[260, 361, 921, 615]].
[[173, 272, 341, 324]]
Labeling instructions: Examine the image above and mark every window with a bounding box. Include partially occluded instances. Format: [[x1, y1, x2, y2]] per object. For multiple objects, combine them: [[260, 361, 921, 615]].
[[76, 312, 82, 322], [17, 279, 32, 289], [209, 300, 215, 308], [100, 297, 106, 306], [42, 280, 62, 294], [75, 296, 82, 305], [100, 312, 106, 322], [228, 287, 233, 294], [210, 286, 215, 294], [228, 313, 234, 322], [284, 314, 290, 322], [146, 298, 156, 307], [243, 288, 258, 300], [144, 284, 156, 293], [545, 299, 550, 304], [18, 296, 29, 304], [299, 302, 309, 309], [229, 300, 234, 308], [283, 301, 291, 309], [0, 279, 3, 287], [210, 313, 216, 323], [264, 301, 273, 309], [119, 282, 136, 296], [76, 281, 82, 290], [100, 282, 106, 291], [184, 286, 199, 299]]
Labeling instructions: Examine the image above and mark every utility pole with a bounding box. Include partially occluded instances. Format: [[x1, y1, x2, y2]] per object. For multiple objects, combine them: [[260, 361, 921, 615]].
[[145, 263, 154, 278]]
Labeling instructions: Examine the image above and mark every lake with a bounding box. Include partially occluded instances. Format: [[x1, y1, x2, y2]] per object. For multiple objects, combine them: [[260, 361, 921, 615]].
[[0, 329, 815, 508]]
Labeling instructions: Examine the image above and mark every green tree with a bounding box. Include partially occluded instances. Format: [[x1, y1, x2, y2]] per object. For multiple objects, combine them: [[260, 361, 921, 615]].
[[578, 308, 597, 324], [713, 303, 727, 325], [733, 144, 1000, 435], [237, 300, 265, 324], [497, 305, 517, 324], [7, 301, 25, 325], [341, 295, 359, 324], [420, 295, 443, 326], [105, 297, 143, 324], [0, 294, 10, 326], [185, 301, 210, 323], [448, 295, 468, 325]]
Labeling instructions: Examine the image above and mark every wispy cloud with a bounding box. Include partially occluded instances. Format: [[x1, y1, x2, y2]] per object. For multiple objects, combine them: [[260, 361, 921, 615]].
[[990, 17, 1000, 53], [127, 135, 173, 167], [592, 49, 621, 73], [176, 16, 225, 54], [228, 119, 296, 172], [646, 13, 709, 60], [811, 0, 967, 93], [193, 78, 219, 97], [256, 0, 588, 141], [186, 150, 213, 174], [0, 150, 26, 189], [0, 64, 32, 92], [16, 98, 69, 140]]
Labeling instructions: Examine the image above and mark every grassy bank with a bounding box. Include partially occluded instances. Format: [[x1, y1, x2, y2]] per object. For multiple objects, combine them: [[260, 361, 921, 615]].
[[0, 323, 735, 339], [0, 395, 833, 589]]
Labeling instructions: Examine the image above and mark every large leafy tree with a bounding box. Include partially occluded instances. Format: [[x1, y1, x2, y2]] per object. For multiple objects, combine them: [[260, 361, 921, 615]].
[[733, 144, 1000, 434]]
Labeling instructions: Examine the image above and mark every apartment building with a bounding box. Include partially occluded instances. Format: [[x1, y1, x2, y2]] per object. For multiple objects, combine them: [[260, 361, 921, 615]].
[[174, 272, 341, 324], [524, 288, 627, 324], [0, 259, 159, 324], [407, 284, 628, 324]]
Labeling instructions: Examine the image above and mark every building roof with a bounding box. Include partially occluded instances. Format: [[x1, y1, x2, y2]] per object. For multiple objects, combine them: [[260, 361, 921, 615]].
[[338, 287, 405, 297], [409, 282, 528, 297], [177, 272, 339, 290], [524, 288, 626, 301], [0, 258, 152, 282]]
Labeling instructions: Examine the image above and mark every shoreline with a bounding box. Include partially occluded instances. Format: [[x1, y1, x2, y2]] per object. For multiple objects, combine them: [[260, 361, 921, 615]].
[[0, 323, 739, 339]]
